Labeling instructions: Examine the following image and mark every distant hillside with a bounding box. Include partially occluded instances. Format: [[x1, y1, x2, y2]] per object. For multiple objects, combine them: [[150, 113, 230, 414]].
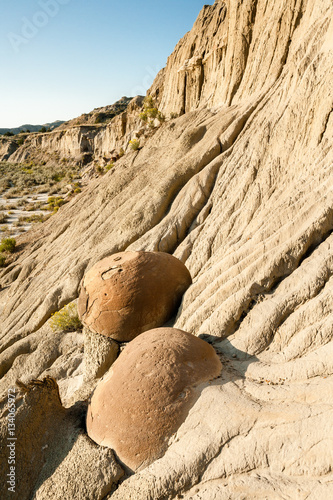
[[56, 96, 133, 130], [0, 96, 133, 136], [0, 120, 65, 135]]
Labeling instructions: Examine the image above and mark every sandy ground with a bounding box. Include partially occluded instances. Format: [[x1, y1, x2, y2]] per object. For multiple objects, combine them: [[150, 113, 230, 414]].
[[0, 193, 50, 237]]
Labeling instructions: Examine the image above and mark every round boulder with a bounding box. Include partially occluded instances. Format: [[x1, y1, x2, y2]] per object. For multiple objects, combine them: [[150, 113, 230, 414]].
[[86, 327, 222, 471], [78, 251, 192, 341]]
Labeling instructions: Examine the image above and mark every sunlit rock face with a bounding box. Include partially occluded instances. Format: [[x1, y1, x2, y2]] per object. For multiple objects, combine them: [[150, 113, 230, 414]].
[[86, 327, 222, 471], [78, 251, 192, 341], [0, 0, 333, 498]]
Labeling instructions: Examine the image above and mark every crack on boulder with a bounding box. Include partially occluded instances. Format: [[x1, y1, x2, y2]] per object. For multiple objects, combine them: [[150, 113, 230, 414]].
[[102, 266, 123, 280]]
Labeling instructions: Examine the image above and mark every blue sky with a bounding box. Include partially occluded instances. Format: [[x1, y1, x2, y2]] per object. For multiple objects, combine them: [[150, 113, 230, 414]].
[[0, 0, 208, 128]]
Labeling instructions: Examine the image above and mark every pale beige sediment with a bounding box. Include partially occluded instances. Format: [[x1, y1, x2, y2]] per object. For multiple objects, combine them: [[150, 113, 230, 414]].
[[0, 378, 124, 500], [83, 327, 119, 381], [0, 0, 332, 497]]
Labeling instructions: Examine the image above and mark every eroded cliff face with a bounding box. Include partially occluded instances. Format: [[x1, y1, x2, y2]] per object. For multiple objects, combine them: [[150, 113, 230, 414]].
[[0, 137, 18, 161], [4, 96, 145, 167], [151, 0, 331, 116], [0, 0, 332, 498]]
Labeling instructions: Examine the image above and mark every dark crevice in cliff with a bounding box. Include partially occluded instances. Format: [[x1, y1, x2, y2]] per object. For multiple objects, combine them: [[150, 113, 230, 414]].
[[182, 73, 187, 116], [318, 109, 333, 145], [293, 0, 304, 32], [198, 64, 205, 104]]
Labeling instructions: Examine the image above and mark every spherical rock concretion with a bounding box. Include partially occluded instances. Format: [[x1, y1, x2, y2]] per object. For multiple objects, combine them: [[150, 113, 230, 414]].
[[86, 327, 222, 471], [77, 251, 192, 341]]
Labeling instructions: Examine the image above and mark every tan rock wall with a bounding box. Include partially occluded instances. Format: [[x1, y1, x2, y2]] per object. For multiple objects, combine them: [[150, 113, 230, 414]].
[[0, 0, 332, 498], [0, 138, 18, 161], [6, 96, 144, 165]]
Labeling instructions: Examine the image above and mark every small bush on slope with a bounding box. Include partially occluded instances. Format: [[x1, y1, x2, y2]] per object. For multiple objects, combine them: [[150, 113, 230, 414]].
[[0, 237, 16, 253], [50, 303, 82, 333]]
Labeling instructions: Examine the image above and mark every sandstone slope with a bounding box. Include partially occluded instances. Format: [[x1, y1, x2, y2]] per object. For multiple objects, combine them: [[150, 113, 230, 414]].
[[0, 0, 333, 498]]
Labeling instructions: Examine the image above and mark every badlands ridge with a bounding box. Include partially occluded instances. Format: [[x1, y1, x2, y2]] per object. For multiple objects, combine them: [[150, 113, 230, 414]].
[[0, 0, 333, 498]]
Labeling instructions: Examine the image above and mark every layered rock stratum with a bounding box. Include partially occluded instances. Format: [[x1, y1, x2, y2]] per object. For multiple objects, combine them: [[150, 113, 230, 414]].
[[0, 0, 333, 498]]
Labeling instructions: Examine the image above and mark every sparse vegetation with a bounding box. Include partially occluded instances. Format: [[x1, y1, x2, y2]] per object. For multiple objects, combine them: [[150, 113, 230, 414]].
[[0, 237, 16, 253], [95, 113, 104, 124], [96, 165, 105, 175], [0, 161, 81, 196], [16, 135, 27, 146], [0, 254, 6, 267], [129, 139, 140, 151], [139, 95, 165, 127], [50, 302, 83, 332], [47, 197, 67, 212], [0, 212, 7, 224], [19, 213, 51, 224], [170, 112, 178, 119], [105, 162, 114, 171]]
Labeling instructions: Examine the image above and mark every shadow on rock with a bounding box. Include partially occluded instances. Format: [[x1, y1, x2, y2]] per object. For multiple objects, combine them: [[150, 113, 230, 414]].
[[0, 376, 123, 500]]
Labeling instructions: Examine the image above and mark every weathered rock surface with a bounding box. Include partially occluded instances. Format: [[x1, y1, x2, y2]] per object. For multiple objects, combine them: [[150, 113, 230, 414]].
[[0, 0, 332, 497], [83, 327, 119, 381], [0, 378, 124, 500], [0, 323, 84, 406], [33, 432, 124, 500], [78, 251, 192, 340], [86, 328, 222, 471], [5, 95, 145, 167], [0, 137, 18, 161], [111, 367, 333, 500]]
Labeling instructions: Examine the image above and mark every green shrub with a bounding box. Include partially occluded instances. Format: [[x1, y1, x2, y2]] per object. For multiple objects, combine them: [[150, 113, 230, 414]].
[[0, 238, 16, 253], [139, 107, 158, 122], [50, 303, 82, 332], [0, 254, 6, 267], [16, 136, 26, 146], [170, 112, 178, 119], [129, 139, 140, 151], [119, 148, 125, 157], [139, 111, 148, 123], [105, 162, 114, 171], [139, 95, 165, 126], [95, 113, 104, 124], [47, 197, 67, 211], [0, 212, 7, 224], [144, 95, 155, 108], [51, 172, 65, 182], [19, 214, 50, 224]]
